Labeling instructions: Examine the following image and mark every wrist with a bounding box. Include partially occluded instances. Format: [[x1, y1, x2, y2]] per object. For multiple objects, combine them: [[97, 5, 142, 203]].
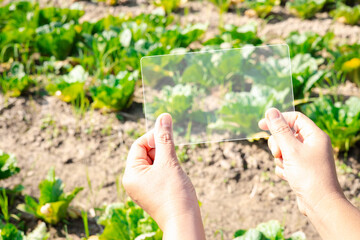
[[304, 190, 347, 225], [162, 206, 205, 240]]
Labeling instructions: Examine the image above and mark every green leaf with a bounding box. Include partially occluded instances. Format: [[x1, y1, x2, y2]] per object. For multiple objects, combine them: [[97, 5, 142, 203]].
[[26, 222, 50, 240], [120, 29, 132, 48], [233, 229, 264, 240], [256, 220, 283, 239], [0, 151, 20, 180], [38, 168, 64, 205], [0, 223, 24, 240]]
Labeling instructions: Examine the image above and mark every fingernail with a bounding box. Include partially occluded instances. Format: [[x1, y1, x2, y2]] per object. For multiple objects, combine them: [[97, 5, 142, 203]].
[[266, 109, 280, 122], [160, 114, 172, 127]]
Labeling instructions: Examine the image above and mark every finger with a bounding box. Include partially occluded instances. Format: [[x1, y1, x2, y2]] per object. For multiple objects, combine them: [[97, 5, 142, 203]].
[[275, 166, 287, 181], [265, 108, 300, 156], [274, 157, 284, 169], [268, 135, 281, 158], [260, 111, 321, 133], [258, 118, 267, 130], [154, 113, 177, 165], [127, 131, 154, 167]]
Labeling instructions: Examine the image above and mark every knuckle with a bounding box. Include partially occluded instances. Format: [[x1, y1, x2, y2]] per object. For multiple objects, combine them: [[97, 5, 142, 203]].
[[156, 132, 173, 144], [272, 125, 291, 136]]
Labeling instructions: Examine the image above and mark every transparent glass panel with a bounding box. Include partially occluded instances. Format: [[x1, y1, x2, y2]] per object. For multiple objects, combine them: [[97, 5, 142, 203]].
[[141, 44, 294, 145]]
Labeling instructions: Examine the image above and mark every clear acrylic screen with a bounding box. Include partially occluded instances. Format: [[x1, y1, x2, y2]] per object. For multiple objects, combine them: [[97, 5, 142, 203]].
[[141, 44, 294, 145]]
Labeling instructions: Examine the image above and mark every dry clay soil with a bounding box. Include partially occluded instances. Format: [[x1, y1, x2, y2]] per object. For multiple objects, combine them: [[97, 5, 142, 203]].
[[1, 1, 360, 239]]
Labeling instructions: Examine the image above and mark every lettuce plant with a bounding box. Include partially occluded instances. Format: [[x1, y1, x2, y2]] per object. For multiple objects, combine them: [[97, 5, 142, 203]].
[[152, 0, 182, 14], [0, 62, 34, 98], [18, 168, 83, 225], [46, 65, 88, 107], [0, 150, 20, 180], [244, 0, 279, 18], [90, 70, 138, 111], [149, 84, 195, 125], [333, 43, 360, 87], [291, 53, 326, 99], [233, 220, 306, 240], [286, 31, 334, 58], [35, 22, 78, 60], [286, 0, 326, 19], [202, 23, 262, 48], [98, 201, 162, 240], [0, 222, 49, 240], [301, 96, 360, 153], [209, 85, 291, 138], [330, 2, 360, 25]]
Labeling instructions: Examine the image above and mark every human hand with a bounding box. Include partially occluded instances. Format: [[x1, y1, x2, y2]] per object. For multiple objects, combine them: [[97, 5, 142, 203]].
[[258, 108, 344, 216], [122, 113, 205, 239]]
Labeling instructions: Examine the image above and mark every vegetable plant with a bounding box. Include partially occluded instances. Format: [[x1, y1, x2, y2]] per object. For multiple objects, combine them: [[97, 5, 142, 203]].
[[98, 200, 162, 240], [291, 53, 326, 99], [209, 85, 292, 138], [244, 0, 279, 18], [46, 65, 89, 110], [35, 22, 78, 60], [0, 62, 34, 98], [0, 222, 49, 240], [90, 70, 138, 111], [18, 168, 83, 225], [233, 220, 306, 240], [152, 0, 182, 14], [301, 96, 360, 153], [0, 150, 20, 180], [286, 31, 334, 58], [332, 43, 360, 87], [330, 2, 360, 25], [202, 23, 262, 48], [286, 0, 326, 19], [149, 84, 195, 125]]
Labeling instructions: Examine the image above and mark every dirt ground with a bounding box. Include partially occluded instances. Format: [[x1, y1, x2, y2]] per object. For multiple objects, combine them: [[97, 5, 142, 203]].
[[1, 0, 360, 239]]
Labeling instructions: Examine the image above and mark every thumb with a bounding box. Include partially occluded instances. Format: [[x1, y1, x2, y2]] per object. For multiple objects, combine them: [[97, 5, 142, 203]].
[[265, 108, 300, 156], [154, 113, 177, 165]]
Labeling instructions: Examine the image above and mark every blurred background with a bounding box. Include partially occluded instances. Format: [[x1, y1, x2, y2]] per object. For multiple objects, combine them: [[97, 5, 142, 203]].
[[0, 0, 359, 239]]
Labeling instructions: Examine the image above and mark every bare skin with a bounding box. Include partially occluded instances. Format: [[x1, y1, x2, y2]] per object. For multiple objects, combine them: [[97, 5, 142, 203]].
[[259, 108, 360, 240], [122, 113, 205, 240], [123, 109, 360, 240]]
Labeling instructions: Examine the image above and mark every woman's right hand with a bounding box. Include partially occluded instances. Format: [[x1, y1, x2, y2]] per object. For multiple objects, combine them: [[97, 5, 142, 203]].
[[258, 108, 344, 216]]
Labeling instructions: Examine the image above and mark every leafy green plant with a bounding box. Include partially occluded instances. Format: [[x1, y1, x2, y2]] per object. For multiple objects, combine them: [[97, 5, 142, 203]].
[[291, 53, 326, 99], [233, 220, 306, 240], [301, 96, 360, 153], [98, 200, 162, 240], [330, 2, 360, 25], [202, 23, 262, 47], [332, 43, 360, 87], [286, 0, 326, 19], [244, 0, 279, 18], [46, 65, 89, 110], [90, 70, 138, 111], [0, 62, 34, 98], [208, 0, 232, 14], [0, 150, 20, 180], [209, 85, 291, 137], [149, 84, 195, 125], [0, 222, 49, 240], [35, 22, 78, 60], [152, 0, 182, 14], [0, 189, 9, 224], [18, 168, 83, 225], [286, 31, 334, 58]]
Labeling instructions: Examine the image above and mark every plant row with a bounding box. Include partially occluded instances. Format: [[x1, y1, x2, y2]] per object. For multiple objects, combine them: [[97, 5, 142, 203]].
[[0, 0, 359, 152]]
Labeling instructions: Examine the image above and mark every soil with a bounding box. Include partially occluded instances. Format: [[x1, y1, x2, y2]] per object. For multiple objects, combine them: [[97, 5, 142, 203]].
[[1, 1, 360, 240]]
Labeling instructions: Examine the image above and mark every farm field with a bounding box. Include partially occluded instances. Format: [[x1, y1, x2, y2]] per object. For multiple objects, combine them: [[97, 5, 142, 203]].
[[0, 0, 360, 239]]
